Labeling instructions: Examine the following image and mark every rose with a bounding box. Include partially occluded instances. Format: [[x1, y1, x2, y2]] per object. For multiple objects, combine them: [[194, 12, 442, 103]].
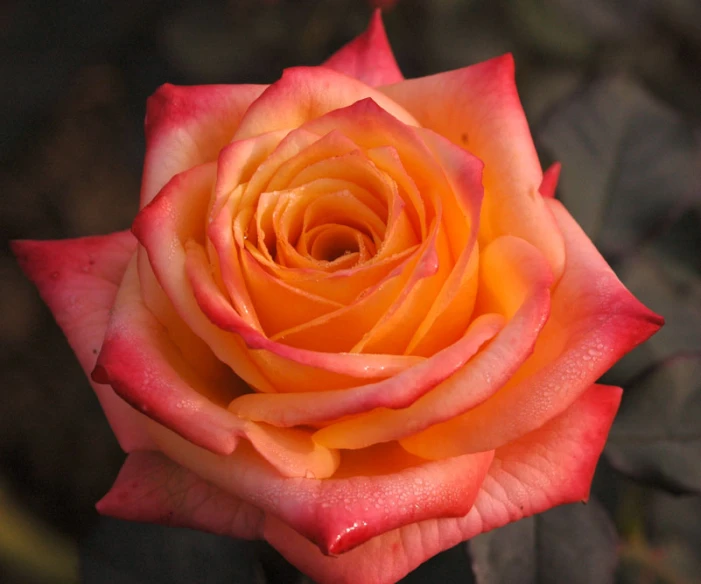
[[13, 12, 662, 584]]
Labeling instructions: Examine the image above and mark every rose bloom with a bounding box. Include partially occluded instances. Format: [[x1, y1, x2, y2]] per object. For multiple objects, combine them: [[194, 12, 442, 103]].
[[14, 12, 662, 584]]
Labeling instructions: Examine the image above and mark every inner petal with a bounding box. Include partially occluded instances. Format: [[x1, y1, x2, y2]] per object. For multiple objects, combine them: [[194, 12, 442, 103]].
[[269, 228, 438, 352], [301, 191, 385, 245], [273, 188, 385, 271], [306, 224, 375, 264], [286, 152, 394, 217]]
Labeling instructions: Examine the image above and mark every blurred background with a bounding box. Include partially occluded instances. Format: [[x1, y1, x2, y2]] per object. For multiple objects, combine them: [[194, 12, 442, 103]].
[[2, 0, 700, 582]]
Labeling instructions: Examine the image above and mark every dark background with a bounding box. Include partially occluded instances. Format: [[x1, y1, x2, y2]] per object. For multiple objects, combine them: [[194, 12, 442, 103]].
[[2, 0, 700, 582]]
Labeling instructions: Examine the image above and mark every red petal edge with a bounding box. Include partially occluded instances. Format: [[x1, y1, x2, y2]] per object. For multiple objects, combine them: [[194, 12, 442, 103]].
[[322, 10, 404, 87], [268, 383, 623, 584], [539, 162, 562, 198], [97, 384, 620, 584]]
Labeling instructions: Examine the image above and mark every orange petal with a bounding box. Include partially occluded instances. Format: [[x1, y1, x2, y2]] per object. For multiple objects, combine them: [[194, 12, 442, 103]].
[[381, 55, 565, 279], [315, 235, 552, 450], [229, 313, 501, 427], [187, 242, 424, 392], [132, 162, 275, 392]]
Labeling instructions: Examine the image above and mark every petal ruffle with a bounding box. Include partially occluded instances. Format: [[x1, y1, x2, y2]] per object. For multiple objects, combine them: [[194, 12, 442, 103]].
[[228, 313, 503, 427], [322, 10, 404, 87], [12, 232, 153, 452], [109, 422, 493, 556]]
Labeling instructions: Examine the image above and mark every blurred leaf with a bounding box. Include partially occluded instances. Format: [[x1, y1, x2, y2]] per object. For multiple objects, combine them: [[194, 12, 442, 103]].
[[0, 479, 78, 584], [606, 354, 701, 495], [548, 0, 654, 39], [537, 78, 700, 262], [644, 491, 701, 579], [399, 543, 475, 584], [468, 500, 617, 584], [504, 0, 594, 59], [80, 518, 277, 584], [607, 222, 701, 382], [657, 0, 701, 44], [521, 68, 582, 127]]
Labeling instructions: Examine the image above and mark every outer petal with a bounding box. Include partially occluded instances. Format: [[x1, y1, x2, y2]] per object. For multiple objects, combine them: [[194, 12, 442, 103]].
[[401, 199, 663, 459], [99, 384, 620, 584], [140, 83, 266, 207], [322, 10, 404, 87], [11, 232, 153, 452], [95, 450, 264, 541], [381, 55, 566, 279], [267, 384, 622, 584], [118, 422, 494, 557]]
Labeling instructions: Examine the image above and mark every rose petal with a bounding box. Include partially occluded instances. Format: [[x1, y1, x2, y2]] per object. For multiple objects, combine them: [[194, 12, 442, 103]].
[[314, 235, 552, 449], [141, 83, 266, 207], [11, 232, 153, 452], [133, 162, 276, 393], [239, 248, 344, 336], [405, 128, 484, 356], [186, 240, 423, 391], [233, 67, 418, 142], [239, 129, 352, 215], [295, 98, 486, 353], [95, 450, 265, 541], [211, 174, 412, 310], [539, 162, 562, 199], [348, 214, 447, 354], [229, 313, 503, 427], [210, 130, 288, 222], [94, 256, 339, 478], [381, 55, 566, 279], [120, 423, 493, 556], [267, 384, 622, 584], [266, 233, 437, 353], [401, 200, 663, 459], [93, 255, 248, 452], [99, 384, 620, 584], [322, 10, 403, 87]]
